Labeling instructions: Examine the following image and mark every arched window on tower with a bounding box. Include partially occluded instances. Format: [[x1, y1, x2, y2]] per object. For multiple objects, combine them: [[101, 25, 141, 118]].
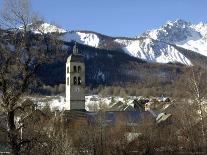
[[78, 77, 81, 85], [67, 77, 69, 85], [73, 76, 77, 85], [67, 66, 69, 73], [73, 66, 77, 72], [78, 66, 81, 73]]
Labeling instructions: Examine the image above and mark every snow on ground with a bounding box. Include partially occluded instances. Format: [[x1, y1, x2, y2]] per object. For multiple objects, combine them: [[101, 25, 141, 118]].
[[85, 95, 145, 111], [85, 95, 126, 111], [27, 96, 65, 111], [24, 95, 183, 115], [27, 95, 144, 112]]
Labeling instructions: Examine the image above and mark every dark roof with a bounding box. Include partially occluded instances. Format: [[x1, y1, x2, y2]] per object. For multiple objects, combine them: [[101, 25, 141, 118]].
[[67, 54, 84, 62], [65, 111, 153, 125], [0, 143, 10, 153], [62, 109, 88, 121]]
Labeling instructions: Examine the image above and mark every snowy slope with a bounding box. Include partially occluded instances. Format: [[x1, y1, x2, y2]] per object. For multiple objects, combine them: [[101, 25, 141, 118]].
[[33, 23, 67, 34], [115, 38, 192, 65], [177, 22, 207, 57], [193, 22, 207, 36], [61, 31, 100, 48], [145, 19, 207, 57], [19, 22, 67, 34]]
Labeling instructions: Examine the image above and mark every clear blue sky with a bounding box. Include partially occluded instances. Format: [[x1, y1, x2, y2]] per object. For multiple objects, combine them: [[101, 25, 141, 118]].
[[0, 0, 207, 37]]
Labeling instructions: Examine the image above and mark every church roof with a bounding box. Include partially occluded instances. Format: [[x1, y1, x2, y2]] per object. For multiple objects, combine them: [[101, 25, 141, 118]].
[[67, 111, 154, 126], [67, 54, 84, 62], [67, 43, 84, 63]]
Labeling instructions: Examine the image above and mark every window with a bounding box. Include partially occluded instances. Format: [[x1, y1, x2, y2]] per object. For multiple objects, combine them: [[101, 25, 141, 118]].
[[67, 77, 69, 85], [78, 66, 81, 73], [67, 66, 69, 73], [73, 76, 77, 85], [78, 77, 81, 85], [73, 66, 77, 72]]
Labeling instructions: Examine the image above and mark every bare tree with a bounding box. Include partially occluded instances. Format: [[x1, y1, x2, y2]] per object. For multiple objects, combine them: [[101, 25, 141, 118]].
[[171, 69, 207, 153], [0, 0, 62, 154], [189, 69, 207, 152]]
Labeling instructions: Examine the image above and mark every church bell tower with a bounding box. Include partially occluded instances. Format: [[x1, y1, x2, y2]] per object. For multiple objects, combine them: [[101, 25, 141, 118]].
[[65, 43, 85, 110]]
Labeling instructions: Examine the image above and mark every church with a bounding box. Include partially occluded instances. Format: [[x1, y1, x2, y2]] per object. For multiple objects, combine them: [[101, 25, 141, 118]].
[[64, 43, 156, 126], [65, 43, 86, 111]]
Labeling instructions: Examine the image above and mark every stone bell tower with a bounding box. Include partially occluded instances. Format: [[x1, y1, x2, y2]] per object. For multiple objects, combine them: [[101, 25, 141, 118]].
[[65, 43, 85, 110]]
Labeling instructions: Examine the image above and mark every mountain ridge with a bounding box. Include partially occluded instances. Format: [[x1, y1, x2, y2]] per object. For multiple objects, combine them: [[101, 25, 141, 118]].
[[42, 19, 207, 66], [15, 20, 207, 87]]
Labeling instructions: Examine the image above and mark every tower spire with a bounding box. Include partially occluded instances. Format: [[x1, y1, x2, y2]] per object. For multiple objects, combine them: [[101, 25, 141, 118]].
[[73, 42, 79, 54]]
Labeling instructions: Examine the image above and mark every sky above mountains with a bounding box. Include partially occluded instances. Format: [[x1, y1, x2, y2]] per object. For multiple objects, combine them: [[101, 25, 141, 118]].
[[0, 0, 207, 37]]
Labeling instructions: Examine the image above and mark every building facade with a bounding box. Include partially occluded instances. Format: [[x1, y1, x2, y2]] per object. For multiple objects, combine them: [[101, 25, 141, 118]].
[[65, 43, 85, 110]]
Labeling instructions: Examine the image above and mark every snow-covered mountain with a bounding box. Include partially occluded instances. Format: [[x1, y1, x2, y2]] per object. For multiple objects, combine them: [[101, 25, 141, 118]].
[[19, 22, 67, 34], [144, 19, 207, 57], [114, 37, 192, 65], [29, 20, 207, 66], [113, 19, 207, 65], [57, 20, 207, 66], [60, 31, 192, 65]]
